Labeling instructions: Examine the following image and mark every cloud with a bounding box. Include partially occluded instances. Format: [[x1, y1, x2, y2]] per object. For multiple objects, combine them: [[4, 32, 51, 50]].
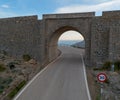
[[55, 0, 120, 14], [1, 5, 9, 8]]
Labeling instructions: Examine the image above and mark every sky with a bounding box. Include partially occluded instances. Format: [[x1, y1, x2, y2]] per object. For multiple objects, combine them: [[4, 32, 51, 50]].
[[59, 31, 84, 41], [0, 0, 120, 40], [0, 0, 120, 19]]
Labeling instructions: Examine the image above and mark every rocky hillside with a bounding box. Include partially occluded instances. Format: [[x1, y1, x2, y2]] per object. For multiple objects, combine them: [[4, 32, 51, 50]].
[[0, 51, 42, 100], [71, 40, 85, 48]]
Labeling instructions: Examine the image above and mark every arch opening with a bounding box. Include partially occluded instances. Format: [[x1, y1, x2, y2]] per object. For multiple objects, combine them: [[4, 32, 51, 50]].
[[48, 27, 85, 62], [58, 31, 84, 47]]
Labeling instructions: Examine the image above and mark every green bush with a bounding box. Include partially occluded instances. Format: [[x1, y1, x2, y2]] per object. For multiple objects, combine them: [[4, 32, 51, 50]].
[[0, 63, 6, 72], [2, 50, 8, 55], [0, 85, 5, 94], [0, 77, 13, 94], [93, 61, 112, 71], [2, 77, 13, 85], [96, 94, 100, 100], [22, 54, 31, 61], [114, 61, 120, 71], [93, 67, 102, 71], [102, 61, 112, 70], [8, 80, 26, 99], [95, 61, 120, 71]]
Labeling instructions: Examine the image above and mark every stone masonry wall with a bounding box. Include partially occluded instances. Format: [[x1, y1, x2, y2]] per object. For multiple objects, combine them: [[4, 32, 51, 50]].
[[0, 10, 120, 67], [0, 16, 45, 62], [109, 20, 120, 62], [91, 11, 120, 66], [91, 17, 110, 66]]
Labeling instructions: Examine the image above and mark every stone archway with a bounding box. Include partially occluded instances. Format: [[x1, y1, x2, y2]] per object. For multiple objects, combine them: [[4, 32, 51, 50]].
[[47, 26, 87, 63], [44, 13, 93, 66]]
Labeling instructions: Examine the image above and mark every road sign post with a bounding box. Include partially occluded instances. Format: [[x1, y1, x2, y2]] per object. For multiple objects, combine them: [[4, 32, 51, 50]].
[[97, 73, 107, 100]]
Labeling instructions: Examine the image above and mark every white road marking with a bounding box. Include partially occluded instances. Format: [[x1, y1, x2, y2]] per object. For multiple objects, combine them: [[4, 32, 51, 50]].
[[14, 48, 91, 100], [13, 54, 62, 100], [81, 54, 91, 100]]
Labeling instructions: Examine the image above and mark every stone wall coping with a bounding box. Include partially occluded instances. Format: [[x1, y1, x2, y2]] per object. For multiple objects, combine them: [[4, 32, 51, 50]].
[[43, 12, 95, 19], [102, 10, 120, 18], [0, 15, 38, 21]]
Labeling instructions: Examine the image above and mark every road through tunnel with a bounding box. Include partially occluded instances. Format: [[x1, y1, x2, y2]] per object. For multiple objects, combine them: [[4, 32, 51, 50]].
[[48, 26, 86, 63]]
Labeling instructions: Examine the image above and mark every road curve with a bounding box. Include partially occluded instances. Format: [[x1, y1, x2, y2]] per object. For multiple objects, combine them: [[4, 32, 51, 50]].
[[14, 46, 91, 100]]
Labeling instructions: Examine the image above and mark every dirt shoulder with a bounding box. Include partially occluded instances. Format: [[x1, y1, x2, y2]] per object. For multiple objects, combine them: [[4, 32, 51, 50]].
[[86, 66, 120, 100], [86, 67, 100, 100]]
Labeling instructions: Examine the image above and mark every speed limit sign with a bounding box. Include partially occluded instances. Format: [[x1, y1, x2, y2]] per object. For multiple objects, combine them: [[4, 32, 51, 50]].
[[97, 73, 107, 82]]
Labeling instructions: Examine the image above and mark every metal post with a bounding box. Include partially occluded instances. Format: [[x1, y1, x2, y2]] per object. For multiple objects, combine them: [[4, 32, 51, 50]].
[[100, 83, 103, 100], [111, 42, 115, 72], [111, 63, 114, 72]]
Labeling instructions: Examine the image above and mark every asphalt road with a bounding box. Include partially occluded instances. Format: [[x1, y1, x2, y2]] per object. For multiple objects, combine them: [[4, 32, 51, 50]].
[[14, 46, 90, 100]]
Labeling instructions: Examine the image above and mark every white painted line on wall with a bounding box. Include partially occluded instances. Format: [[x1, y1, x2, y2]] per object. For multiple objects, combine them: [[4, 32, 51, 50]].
[[81, 55, 91, 100], [14, 54, 62, 100]]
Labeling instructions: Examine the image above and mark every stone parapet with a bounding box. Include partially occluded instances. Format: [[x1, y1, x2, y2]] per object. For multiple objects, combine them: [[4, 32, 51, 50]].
[[0, 15, 38, 22], [102, 10, 120, 18], [43, 12, 95, 19]]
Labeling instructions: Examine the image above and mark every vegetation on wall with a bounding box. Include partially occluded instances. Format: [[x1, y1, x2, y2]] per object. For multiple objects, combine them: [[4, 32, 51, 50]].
[[22, 54, 31, 61], [93, 61, 120, 71], [0, 63, 6, 72]]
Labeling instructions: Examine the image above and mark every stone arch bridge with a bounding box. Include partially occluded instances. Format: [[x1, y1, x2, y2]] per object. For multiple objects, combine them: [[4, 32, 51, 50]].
[[0, 10, 120, 66]]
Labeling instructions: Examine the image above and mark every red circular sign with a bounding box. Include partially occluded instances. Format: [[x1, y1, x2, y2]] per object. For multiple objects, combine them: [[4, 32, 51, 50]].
[[97, 73, 107, 82]]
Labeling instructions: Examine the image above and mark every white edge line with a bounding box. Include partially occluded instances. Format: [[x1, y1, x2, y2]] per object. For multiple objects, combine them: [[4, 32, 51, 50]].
[[81, 55, 91, 100], [13, 54, 62, 100]]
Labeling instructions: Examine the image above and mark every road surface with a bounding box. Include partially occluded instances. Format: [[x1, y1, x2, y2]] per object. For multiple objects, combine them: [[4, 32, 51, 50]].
[[14, 46, 91, 100]]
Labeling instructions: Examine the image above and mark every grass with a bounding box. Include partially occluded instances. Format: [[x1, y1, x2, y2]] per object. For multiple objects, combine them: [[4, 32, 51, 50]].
[[8, 80, 26, 99], [96, 94, 101, 100], [0, 63, 6, 72], [22, 54, 31, 61]]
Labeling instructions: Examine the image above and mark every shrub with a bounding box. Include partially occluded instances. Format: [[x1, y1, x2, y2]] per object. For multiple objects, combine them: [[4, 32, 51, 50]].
[[0, 63, 6, 72], [2, 50, 8, 55], [93, 61, 112, 71], [13, 60, 21, 65], [3, 77, 13, 85], [7, 62, 15, 70], [8, 80, 26, 99], [96, 94, 100, 100], [102, 61, 112, 70], [105, 79, 110, 85], [0, 50, 8, 55], [93, 67, 102, 71], [0, 77, 13, 94], [22, 54, 31, 61], [114, 61, 120, 71], [0, 85, 5, 94]]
